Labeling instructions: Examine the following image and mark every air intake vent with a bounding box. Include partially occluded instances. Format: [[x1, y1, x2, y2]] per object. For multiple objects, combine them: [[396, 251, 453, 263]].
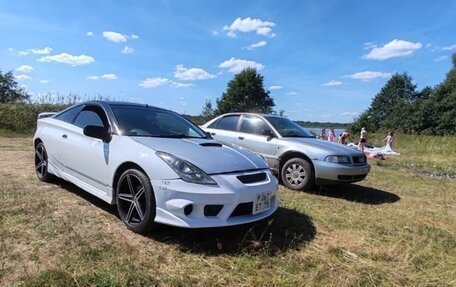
[[237, 172, 267, 184], [199, 142, 223, 147]]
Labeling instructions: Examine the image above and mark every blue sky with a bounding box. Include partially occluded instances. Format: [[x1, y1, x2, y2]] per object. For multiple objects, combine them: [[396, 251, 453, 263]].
[[1, 0, 455, 122]]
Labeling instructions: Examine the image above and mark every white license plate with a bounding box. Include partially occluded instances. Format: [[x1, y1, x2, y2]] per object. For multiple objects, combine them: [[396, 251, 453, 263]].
[[253, 191, 272, 214]]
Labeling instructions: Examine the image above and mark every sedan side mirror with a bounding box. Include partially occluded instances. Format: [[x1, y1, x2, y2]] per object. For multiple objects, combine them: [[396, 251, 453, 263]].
[[83, 125, 111, 142], [261, 129, 275, 137]]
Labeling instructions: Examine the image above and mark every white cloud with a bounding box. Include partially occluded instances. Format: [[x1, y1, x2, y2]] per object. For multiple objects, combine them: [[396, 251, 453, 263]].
[[363, 39, 422, 60], [434, 55, 448, 62], [219, 57, 265, 74], [171, 81, 194, 88], [88, 73, 118, 80], [247, 40, 267, 50], [344, 71, 392, 81], [342, 112, 359, 117], [211, 30, 219, 36], [102, 31, 128, 43], [29, 47, 53, 55], [268, 85, 282, 90], [130, 34, 139, 39], [323, 80, 343, 86], [121, 46, 134, 54], [363, 42, 377, 50], [286, 91, 297, 96], [139, 77, 169, 88], [15, 74, 31, 81], [174, 65, 216, 81], [16, 65, 34, 73], [86, 31, 94, 37], [38, 53, 95, 66], [441, 44, 456, 51], [223, 17, 276, 38], [39, 79, 49, 84]]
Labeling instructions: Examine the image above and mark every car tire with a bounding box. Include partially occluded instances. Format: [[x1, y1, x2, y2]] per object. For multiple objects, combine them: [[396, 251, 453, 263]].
[[116, 168, 157, 234], [281, 157, 315, 191], [35, 142, 54, 182]]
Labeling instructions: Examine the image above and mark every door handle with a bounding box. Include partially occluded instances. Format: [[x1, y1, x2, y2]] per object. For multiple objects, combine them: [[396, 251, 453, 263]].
[[62, 134, 67, 139], [238, 136, 244, 140], [211, 132, 216, 136]]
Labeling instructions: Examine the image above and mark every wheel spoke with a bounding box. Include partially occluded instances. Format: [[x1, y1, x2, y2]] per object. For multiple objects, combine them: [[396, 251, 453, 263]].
[[36, 149, 44, 162], [126, 175, 135, 195], [286, 167, 293, 174], [118, 193, 133, 203], [135, 187, 144, 201], [125, 203, 135, 223], [135, 203, 144, 220], [36, 161, 45, 171]]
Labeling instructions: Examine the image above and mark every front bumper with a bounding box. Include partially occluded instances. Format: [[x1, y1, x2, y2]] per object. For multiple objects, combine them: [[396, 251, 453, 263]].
[[151, 169, 279, 228], [314, 160, 370, 185]]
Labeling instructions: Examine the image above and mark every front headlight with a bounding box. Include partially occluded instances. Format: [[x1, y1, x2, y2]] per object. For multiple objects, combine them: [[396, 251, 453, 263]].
[[156, 151, 216, 185], [325, 155, 351, 164]]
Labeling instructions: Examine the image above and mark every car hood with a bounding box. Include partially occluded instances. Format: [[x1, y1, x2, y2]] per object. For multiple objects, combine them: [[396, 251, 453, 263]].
[[131, 137, 268, 174], [281, 137, 364, 156]]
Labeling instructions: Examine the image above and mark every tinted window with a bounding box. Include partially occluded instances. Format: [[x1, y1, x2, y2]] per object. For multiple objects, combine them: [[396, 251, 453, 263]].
[[55, 106, 82, 123], [111, 105, 206, 138], [215, 115, 240, 131], [265, 116, 314, 138], [74, 110, 105, 128], [239, 116, 271, 135]]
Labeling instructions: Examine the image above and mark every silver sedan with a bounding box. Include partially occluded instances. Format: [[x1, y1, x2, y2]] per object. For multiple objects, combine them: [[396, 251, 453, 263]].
[[202, 113, 370, 191]]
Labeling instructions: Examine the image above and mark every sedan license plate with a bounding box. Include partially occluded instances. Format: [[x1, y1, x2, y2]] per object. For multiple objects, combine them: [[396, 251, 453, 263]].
[[253, 191, 272, 214]]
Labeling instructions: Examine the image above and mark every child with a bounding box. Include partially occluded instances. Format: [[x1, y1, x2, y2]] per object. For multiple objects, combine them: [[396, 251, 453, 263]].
[[319, 128, 327, 140], [358, 127, 368, 152], [327, 127, 335, 142], [384, 132, 394, 148]]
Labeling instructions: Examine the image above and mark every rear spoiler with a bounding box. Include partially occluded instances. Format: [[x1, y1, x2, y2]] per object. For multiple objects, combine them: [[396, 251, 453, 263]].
[[38, 112, 57, 119]]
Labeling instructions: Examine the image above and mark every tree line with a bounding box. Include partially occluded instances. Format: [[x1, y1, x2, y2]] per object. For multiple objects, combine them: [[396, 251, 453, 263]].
[[349, 54, 456, 136]]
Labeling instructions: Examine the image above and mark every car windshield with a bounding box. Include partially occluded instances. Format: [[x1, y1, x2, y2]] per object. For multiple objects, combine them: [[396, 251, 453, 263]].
[[265, 116, 315, 138], [111, 105, 207, 138]]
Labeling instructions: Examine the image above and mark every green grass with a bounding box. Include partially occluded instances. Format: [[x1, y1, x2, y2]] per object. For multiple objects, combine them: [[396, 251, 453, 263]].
[[0, 135, 455, 286]]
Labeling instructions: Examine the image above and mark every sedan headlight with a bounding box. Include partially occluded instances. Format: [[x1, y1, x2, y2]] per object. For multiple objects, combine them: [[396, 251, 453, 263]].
[[325, 155, 351, 164], [156, 151, 216, 185]]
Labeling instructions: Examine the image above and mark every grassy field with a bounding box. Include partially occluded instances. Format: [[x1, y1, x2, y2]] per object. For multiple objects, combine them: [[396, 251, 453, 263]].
[[0, 135, 455, 286]]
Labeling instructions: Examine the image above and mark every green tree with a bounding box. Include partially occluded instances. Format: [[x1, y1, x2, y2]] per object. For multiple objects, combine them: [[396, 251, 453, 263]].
[[0, 70, 29, 103], [201, 99, 215, 118], [216, 68, 275, 114]]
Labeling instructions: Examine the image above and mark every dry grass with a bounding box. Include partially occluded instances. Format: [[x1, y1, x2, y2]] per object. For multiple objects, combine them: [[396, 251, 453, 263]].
[[0, 136, 455, 286]]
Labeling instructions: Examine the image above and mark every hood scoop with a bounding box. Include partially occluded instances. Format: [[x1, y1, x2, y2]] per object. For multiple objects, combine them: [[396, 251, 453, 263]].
[[199, 142, 223, 147]]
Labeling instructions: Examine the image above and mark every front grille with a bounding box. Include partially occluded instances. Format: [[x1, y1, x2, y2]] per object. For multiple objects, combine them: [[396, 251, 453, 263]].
[[338, 174, 367, 181], [229, 202, 253, 217], [353, 155, 367, 163], [204, 205, 223, 217], [237, 172, 267, 184]]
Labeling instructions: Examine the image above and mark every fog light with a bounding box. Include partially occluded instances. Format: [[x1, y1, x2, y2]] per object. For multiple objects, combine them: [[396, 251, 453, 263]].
[[184, 204, 193, 215]]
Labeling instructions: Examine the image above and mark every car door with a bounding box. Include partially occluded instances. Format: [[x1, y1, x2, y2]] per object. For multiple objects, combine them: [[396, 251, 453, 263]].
[[59, 105, 110, 193], [205, 114, 240, 145], [235, 115, 278, 168]]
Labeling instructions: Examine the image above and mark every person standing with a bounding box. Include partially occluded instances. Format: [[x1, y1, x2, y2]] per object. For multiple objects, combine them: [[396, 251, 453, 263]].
[[327, 127, 335, 142], [319, 128, 327, 140], [358, 127, 368, 152], [384, 132, 394, 148]]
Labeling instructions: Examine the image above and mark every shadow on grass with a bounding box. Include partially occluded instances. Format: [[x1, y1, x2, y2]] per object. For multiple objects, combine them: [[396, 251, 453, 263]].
[[55, 180, 316, 256], [309, 184, 400, 205], [147, 207, 316, 256]]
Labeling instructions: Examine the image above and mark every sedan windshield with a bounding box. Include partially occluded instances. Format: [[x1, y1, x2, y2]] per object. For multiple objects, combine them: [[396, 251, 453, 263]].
[[111, 105, 207, 138], [265, 116, 314, 138]]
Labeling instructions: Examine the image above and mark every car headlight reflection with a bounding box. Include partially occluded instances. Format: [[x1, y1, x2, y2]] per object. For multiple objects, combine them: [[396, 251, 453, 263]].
[[156, 151, 216, 185], [325, 155, 351, 164]]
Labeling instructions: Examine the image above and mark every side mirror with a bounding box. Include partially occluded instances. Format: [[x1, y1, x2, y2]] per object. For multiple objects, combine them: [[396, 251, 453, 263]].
[[261, 129, 275, 137], [204, 131, 213, 139], [83, 125, 111, 142]]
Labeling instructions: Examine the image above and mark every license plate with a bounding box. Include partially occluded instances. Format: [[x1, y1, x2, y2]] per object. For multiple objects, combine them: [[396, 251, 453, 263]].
[[253, 191, 272, 214]]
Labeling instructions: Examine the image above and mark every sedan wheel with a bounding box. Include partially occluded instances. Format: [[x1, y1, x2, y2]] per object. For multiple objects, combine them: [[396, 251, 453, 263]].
[[35, 142, 53, 182], [281, 157, 315, 191], [116, 169, 156, 234]]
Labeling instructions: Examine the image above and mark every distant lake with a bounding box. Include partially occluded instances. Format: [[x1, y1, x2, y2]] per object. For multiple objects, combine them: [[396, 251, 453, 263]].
[[305, 128, 346, 138]]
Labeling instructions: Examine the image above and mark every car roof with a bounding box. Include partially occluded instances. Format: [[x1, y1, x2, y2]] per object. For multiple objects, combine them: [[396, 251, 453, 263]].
[[77, 100, 167, 111], [218, 112, 283, 118]]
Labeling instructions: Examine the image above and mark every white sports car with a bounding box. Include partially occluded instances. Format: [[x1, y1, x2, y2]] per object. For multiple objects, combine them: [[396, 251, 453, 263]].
[[34, 101, 278, 233]]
